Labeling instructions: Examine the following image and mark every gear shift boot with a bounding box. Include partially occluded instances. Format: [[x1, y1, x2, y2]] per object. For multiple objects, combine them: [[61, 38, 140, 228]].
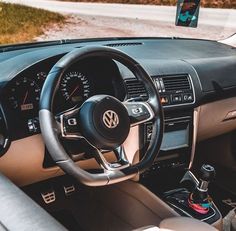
[[164, 188, 218, 221]]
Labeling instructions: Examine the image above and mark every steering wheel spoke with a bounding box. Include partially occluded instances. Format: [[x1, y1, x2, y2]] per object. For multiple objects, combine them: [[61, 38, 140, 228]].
[[123, 101, 155, 127], [93, 146, 130, 171], [114, 145, 130, 166], [59, 107, 83, 139]]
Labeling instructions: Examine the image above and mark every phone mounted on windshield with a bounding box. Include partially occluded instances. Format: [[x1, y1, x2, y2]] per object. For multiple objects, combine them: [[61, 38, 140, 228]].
[[176, 0, 200, 28]]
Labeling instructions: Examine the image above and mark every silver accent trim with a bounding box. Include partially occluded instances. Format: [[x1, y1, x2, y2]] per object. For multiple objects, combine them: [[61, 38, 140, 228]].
[[188, 171, 199, 185], [64, 185, 76, 196], [95, 145, 130, 171], [102, 110, 119, 129], [165, 116, 191, 122], [3, 138, 9, 149], [167, 202, 217, 222], [41, 190, 56, 204], [198, 180, 209, 192], [189, 107, 200, 169]]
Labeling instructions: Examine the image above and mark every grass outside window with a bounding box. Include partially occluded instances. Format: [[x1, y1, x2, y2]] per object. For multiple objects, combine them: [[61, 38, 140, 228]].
[[0, 3, 65, 44]]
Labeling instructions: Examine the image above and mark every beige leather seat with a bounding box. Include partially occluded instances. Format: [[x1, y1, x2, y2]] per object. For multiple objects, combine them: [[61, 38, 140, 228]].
[[231, 214, 236, 231], [135, 217, 217, 231]]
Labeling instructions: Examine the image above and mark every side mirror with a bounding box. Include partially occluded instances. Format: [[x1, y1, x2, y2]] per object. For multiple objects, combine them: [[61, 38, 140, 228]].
[[176, 0, 200, 28]]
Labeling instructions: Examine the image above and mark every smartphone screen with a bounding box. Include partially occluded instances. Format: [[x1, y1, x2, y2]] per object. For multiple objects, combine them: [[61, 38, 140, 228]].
[[176, 0, 200, 28]]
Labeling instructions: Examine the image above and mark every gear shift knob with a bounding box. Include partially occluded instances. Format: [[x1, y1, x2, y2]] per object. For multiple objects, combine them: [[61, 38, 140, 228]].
[[198, 164, 215, 192], [200, 164, 216, 182]]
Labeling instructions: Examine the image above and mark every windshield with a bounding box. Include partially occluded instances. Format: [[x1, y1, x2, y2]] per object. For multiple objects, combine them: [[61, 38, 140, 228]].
[[1, 0, 236, 45]]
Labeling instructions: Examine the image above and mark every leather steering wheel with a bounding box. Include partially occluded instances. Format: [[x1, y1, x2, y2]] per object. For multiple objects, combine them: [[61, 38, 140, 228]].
[[39, 46, 164, 186]]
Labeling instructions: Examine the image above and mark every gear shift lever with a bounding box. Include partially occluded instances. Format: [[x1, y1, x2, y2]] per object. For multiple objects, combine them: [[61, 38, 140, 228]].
[[163, 164, 221, 223], [188, 164, 216, 214]]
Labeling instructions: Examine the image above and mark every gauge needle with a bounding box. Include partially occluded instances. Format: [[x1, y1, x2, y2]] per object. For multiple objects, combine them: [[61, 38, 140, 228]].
[[22, 91, 28, 105], [68, 85, 79, 99]]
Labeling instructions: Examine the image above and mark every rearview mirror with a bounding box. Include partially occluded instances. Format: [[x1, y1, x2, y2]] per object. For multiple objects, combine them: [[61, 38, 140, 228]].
[[176, 0, 200, 28]]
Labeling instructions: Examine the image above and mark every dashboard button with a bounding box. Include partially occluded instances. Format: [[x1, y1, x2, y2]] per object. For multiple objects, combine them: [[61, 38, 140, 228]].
[[159, 79, 165, 92], [155, 79, 162, 93], [28, 118, 39, 133], [171, 94, 182, 103], [183, 93, 193, 102], [160, 96, 169, 105]]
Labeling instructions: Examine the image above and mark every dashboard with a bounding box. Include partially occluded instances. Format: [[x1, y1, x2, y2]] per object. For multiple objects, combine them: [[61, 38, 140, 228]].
[[0, 37, 236, 185]]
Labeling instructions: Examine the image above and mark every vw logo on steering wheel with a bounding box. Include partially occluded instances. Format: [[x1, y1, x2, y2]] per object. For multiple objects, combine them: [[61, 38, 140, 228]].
[[102, 110, 119, 129]]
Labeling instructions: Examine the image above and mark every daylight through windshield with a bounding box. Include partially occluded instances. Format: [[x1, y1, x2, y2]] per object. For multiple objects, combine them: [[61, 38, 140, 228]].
[[1, 0, 236, 45]]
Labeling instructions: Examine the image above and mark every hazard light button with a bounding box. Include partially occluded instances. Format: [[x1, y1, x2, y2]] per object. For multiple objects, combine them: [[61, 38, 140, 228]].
[[160, 96, 169, 105]]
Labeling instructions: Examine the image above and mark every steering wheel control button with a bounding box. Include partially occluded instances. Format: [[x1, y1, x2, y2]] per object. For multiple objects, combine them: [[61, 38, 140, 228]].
[[64, 117, 80, 134], [60, 108, 82, 138], [131, 107, 143, 115], [67, 118, 77, 126], [102, 110, 119, 129], [125, 102, 153, 125], [79, 95, 130, 150]]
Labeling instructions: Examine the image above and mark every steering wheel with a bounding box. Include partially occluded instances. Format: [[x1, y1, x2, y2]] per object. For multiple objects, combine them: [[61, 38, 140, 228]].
[[39, 46, 164, 186]]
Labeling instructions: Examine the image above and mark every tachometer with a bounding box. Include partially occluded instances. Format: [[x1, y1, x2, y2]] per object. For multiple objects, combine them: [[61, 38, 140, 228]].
[[60, 71, 90, 106], [8, 77, 41, 115]]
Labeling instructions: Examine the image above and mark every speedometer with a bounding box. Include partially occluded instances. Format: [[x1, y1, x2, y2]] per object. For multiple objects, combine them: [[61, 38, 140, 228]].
[[60, 71, 90, 106], [7, 77, 41, 116]]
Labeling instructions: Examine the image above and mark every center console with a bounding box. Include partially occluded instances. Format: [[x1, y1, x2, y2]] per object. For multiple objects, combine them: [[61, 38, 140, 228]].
[[139, 73, 196, 178], [136, 74, 222, 228]]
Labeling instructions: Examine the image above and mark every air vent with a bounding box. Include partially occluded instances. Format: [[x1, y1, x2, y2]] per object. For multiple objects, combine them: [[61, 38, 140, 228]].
[[161, 75, 191, 92], [125, 79, 148, 100], [153, 74, 194, 106], [105, 42, 143, 47]]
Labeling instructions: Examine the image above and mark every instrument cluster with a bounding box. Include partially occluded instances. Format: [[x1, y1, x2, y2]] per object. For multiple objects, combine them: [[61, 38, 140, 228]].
[[5, 70, 92, 118], [2, 56, 122, 140]]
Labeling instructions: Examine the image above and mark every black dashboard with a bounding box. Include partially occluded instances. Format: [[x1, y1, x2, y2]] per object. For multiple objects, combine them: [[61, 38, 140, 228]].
[[0, 37, 236, 168]]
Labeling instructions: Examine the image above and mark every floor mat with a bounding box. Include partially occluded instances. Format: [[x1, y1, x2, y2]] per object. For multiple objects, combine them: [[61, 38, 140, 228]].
[[215, 166, 236, 196], [51, 210, 84, 231], [209, 184, 236, 217]]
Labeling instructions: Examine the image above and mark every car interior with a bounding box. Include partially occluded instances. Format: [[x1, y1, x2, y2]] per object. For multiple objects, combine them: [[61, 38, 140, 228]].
[[0, 36, 235, 231]]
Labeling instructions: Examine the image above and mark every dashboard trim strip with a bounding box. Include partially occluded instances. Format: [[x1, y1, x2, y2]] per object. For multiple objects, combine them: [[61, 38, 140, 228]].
[[189, 107, 200, 169]]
